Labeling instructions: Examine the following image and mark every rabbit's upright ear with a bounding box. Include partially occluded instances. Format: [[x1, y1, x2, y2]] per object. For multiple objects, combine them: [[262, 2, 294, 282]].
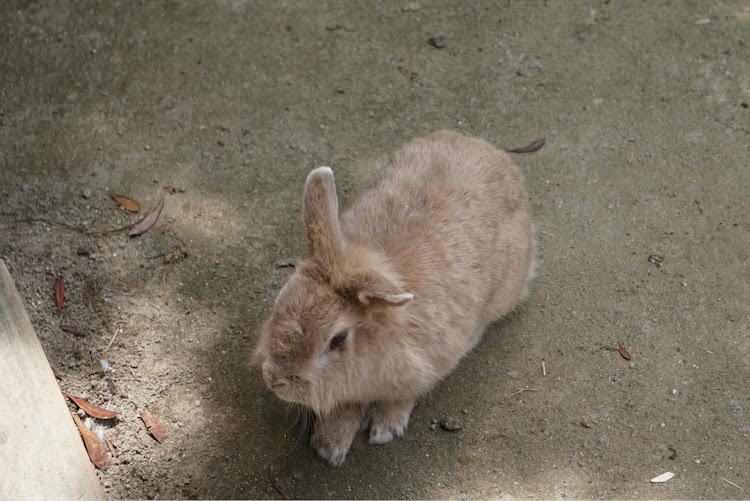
[[303, 167, 344, 265]]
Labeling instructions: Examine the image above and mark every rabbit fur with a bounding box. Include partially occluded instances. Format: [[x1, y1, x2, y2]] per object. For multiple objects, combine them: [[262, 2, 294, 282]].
[[253, 130, 535, 465]]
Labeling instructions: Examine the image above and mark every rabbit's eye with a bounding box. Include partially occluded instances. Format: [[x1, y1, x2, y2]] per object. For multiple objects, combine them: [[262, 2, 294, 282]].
[[329, 331, 348, 350]]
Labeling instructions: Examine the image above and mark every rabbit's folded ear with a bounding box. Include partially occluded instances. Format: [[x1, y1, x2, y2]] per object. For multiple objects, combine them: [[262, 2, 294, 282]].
[[303, 167, 344, 264], [359, 286, 414, 306], [347, 272, 414, 307]]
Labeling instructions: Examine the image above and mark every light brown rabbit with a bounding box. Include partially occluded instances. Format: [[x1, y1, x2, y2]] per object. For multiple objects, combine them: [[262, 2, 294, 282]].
[[253, 130, 535, 465]]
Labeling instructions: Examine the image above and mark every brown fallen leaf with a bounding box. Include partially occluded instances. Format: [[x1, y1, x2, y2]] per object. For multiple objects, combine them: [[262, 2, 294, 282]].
[[106, 438, 118, 457], [618, 343, 632, 361], [129, 199, 164, 237], [139, 408, 168, 443], [60, 325, 86, 337], [110, 193, 141, 213], [71, 413, 109, 470], [55, 277, 65, 313], [509, 138, 545, 153], [66, 393, 118, 419]]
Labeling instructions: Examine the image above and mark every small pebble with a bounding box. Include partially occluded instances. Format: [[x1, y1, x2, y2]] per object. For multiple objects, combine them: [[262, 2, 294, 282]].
[[581, 416, 597, 428], [440, 417, 462, 431], [21, 182, 34, 191], [428, 35, 446, 49], [402, 1, 420, 11], [82, 189, 92, 199]]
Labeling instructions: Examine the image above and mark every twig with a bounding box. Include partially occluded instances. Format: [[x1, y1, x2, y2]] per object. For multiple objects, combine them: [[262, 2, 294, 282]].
[[694, 199, 703, 214], [542, 361, 547, 376], [511, 387, 538, 396], [14, 184, 165, 236], [15, 217, 93, 233], [15, 217, 134, 236], [162, 271, 168, 305], [720, 477, 744, 491], [144, 184, 163, 214], [103, 326, 122, 354], [268, 465, 287, 499]]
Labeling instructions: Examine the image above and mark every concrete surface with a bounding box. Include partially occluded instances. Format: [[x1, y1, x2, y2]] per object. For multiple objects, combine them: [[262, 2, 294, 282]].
[[1, 1, 749, 499]]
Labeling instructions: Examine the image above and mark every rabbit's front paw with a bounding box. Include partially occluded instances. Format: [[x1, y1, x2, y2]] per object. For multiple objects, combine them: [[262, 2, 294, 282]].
[[312, 435, 351, 466], [311, 404, 363, 466], [368, 400, 414, 444]]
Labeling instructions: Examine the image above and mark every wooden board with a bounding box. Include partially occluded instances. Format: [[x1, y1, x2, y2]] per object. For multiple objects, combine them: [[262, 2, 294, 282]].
[[0, 260, 104, 500]]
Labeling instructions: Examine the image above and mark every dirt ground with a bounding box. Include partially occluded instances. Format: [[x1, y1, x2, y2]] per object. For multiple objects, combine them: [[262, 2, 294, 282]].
[[1, 1, 749, 499]]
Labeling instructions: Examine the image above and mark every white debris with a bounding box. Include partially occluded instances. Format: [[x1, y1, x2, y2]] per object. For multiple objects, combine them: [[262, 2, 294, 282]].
[[84, 417, 106, 442], [100, 359, 114, 373], [650, 472, 675, 483]]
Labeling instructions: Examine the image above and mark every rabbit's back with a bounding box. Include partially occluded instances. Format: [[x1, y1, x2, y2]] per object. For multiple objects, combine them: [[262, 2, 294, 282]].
[[341, 131, 533, 349]]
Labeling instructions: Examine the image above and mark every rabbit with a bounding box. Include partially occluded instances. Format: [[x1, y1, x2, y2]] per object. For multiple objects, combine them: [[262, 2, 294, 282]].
[[253, 130, 535, 465]]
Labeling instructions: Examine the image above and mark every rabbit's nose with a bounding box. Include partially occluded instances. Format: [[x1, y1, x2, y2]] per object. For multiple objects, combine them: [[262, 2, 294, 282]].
[[262, 362, 285, 389], [263, 364, 276, 385]]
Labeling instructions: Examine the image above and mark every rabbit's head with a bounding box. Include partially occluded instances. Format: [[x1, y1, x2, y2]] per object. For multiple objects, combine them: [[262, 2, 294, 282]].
[[253, 167, 414, 415]]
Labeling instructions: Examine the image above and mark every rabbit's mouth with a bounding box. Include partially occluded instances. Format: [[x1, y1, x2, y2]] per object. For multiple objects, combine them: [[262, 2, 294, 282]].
[[271, 381, 298, 401], [270, 379, 309, 405], [263, 365, 309, 404]]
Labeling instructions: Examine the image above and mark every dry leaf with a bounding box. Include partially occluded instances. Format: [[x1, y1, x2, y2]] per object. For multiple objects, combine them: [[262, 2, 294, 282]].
[[129, 200, 164, 236], [110, 193, 141, 213], [60, 325, 86, 337], [66, 393, 118, 419], [71, 413, 109, 470], [618, 343, 632, 360], [509, 138, 545, 153], [106, 438, 118, 457], [55, 277, 65, 313], [139, 408, 168, 443]]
